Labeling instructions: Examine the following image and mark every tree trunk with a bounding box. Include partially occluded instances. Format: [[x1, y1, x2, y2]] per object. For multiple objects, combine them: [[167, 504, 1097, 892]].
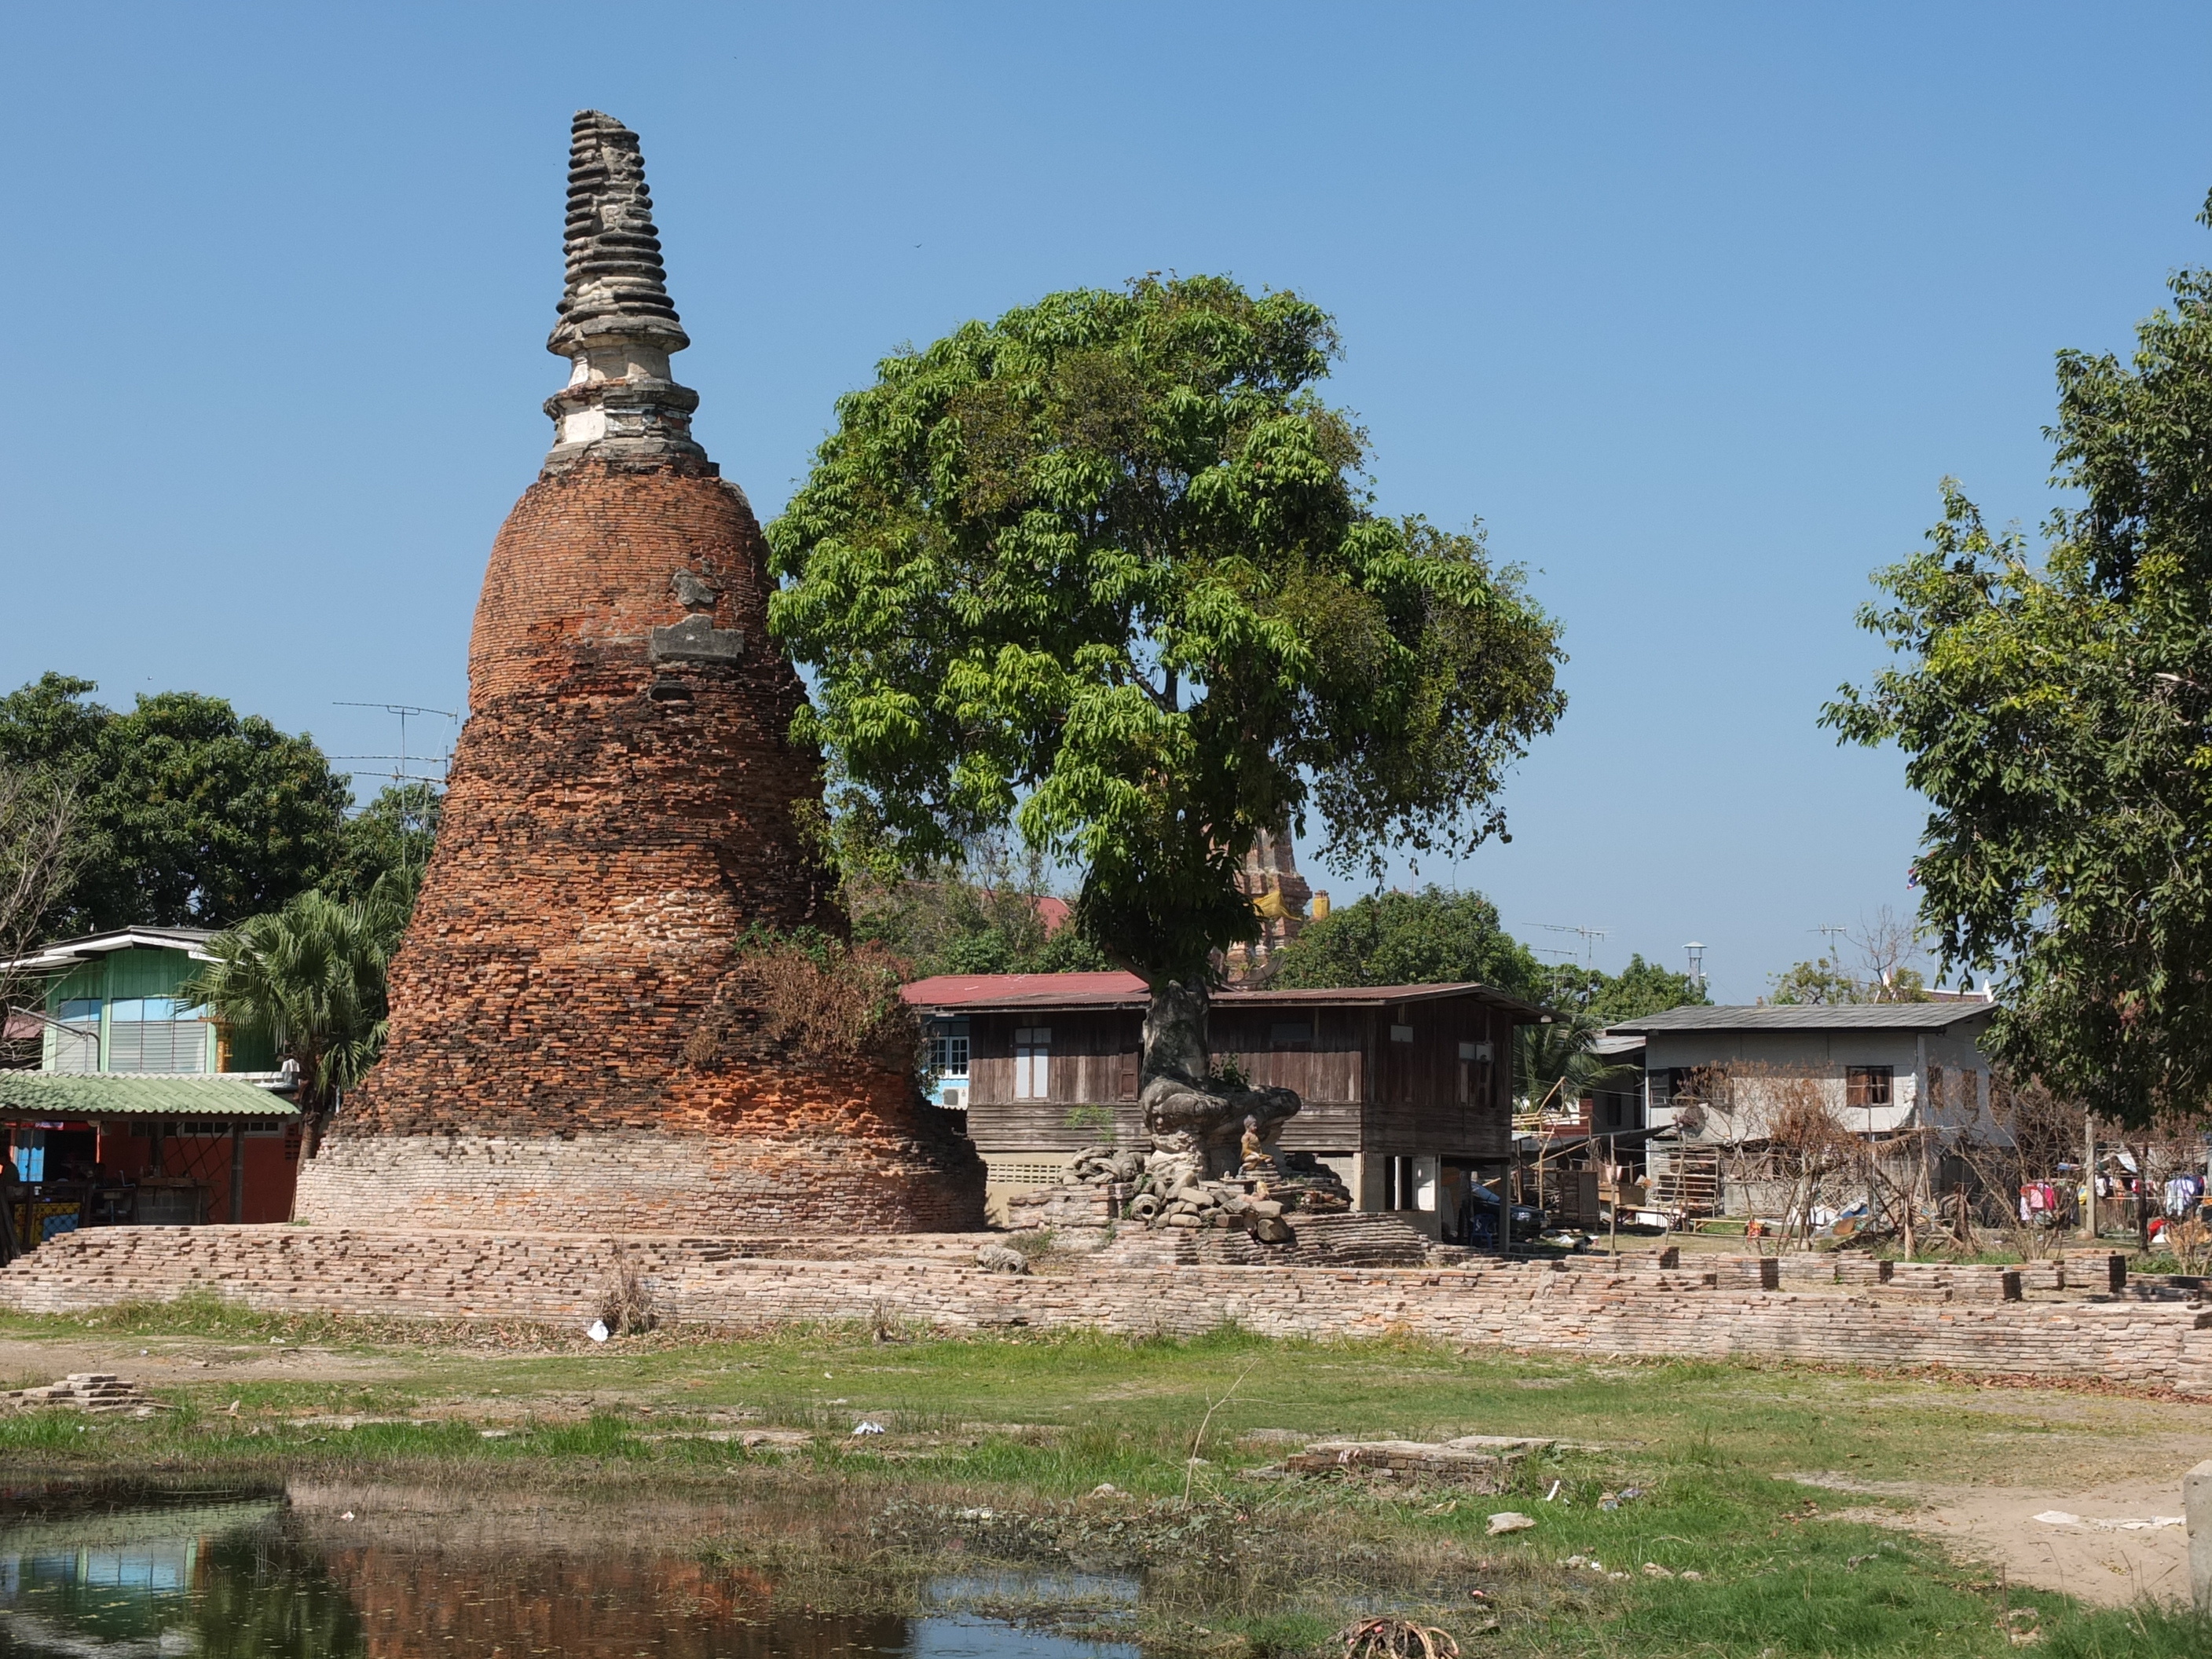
[[1137, 976, 1299, 1178]]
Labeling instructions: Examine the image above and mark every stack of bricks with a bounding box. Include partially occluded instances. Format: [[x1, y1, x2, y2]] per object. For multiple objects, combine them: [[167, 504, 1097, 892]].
[[298, 111, 982, 1237], [9, 1225, 2212, 1394], [1280, 1434, 1546, 1485], [1, 1372, 155, 1412]]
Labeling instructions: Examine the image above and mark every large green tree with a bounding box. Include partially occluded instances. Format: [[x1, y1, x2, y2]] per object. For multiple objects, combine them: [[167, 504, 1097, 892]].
[[1548, 953, 1709, 1024], [0, 673, 348, 936], [768, 276, 1564, 1153], [1823, 193, 2212, 1126], [1269, 885, 1545, 1000]]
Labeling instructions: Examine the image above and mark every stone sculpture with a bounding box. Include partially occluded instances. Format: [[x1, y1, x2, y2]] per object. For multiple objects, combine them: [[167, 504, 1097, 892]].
[[1137, 980, 1301, 1178]]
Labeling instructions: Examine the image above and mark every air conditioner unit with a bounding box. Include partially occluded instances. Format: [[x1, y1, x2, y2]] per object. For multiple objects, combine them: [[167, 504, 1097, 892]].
[[941, 1086, 967, 1109]]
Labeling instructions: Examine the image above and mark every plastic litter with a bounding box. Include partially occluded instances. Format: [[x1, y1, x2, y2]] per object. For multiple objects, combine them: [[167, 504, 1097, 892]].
[[1544, 1479, 1562, 1502], [586, 1320, 610, 1343], [1485, 1511, 1536, 1536], [2032, 1511, 2081, 1525], [852, 1420, 886, 1435]]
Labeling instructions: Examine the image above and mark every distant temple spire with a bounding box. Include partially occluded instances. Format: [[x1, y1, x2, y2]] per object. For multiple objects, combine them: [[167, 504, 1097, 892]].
[[1225, 824, 1322, 978], [540, 111, 712, 475]]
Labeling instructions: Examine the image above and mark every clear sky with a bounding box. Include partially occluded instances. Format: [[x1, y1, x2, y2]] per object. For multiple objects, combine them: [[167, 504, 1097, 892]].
[[3, 3, 2209, 1001]]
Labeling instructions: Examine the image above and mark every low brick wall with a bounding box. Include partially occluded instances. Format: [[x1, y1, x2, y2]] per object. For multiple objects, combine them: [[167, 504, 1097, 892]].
[[4, 1226, 2209, 1395], [294, 1132, 984, 1236]]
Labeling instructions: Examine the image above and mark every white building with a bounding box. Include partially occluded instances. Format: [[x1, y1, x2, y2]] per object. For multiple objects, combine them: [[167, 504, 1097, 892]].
[[1608, 1001, 2000, 1220]]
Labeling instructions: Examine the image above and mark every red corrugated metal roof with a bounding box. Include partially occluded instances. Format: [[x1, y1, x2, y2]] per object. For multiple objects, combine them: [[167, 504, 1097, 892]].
[[902, 972, 1145, 1009], [900, 972, 1542, 1017]]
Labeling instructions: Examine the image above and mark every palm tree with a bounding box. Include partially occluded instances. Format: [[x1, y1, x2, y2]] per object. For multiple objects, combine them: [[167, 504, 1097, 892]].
[[1515, 1011, 1637, 1118], [181, 868, 416, 1148]]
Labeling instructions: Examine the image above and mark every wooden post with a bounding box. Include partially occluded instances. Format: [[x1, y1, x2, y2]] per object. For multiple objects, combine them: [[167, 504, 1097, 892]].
[[1608, 1133, 1620, 1258], [229, 1122, 245, 1224], [2085, 1116, 2097, 1240], [1903, 1131, 1917, 1262]]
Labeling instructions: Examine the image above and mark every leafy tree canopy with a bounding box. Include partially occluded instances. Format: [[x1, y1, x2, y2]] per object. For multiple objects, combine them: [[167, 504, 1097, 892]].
[[1269, 885, 1546, 1001], [0, 673, 349, 936], [767, 276, 1565, 989], [1823, 192, 2212, 1125], [1767, 955, 1928, 1006], [1517, 1011, 1639, 1113], [1548, 953, 1711, 1024], [846, 837, 1109, 978], [181, 872, 413, 1134], [324, 781, 441, 907]]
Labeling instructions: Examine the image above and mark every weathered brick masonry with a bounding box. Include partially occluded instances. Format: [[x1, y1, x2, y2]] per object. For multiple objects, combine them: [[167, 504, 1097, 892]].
[[9, 1226, 2209, 1395], [302, 112, 982, 1233]]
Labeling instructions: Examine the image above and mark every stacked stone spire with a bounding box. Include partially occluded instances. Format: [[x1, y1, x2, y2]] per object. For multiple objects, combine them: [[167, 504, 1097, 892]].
[[542, 111, 709, 474], [298, 112, 984, 1237]]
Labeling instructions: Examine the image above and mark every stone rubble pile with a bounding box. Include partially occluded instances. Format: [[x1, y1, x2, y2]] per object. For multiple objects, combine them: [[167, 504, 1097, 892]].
[[1047, 1142, 1353, 1242], [1, 1372, 165, 1415], [1280, 1433, 1562, 1485]]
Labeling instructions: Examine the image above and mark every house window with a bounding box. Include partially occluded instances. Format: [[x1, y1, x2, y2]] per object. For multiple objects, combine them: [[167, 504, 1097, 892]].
[[928, 1031, 971, 1078], [1269, 1020, 1313, 1047], [1390, 1024, 1415, 1044], [1667, 1067, 1730, 1107], [106, 998, 209, 1075], [51, 998, 100, 1074], [1845, 1066, 1893, 1108], [1013, 1027, 1052, 1101], [1456, 1040, 1492, 1105]]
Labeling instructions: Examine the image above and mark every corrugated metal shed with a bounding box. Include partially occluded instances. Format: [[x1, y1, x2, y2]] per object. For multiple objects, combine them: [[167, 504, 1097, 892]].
[[1610, 1002, 1995, 1035]]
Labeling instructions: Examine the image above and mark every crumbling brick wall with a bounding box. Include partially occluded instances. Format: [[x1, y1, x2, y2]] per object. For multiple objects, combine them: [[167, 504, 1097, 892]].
[[325, 456, 983, 1232], [7, 1227, 2210, 1395]]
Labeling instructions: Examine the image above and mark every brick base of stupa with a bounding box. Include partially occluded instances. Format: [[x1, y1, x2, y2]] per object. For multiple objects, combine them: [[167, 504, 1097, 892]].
[[292, 1127, 985, 1234]]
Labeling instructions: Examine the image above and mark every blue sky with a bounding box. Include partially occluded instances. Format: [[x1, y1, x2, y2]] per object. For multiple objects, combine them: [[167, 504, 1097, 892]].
[[3, 3, 2209, 1000]]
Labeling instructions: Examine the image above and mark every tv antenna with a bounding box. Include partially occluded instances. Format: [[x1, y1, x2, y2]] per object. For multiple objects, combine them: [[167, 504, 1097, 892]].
[[1812, 921, 1850, 961], [1525, 922, 1611, 966], [331, 701, 460, 800]]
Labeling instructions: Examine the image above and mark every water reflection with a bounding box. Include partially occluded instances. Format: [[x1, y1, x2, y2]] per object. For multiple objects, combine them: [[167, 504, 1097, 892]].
[[0, 1487, 1137, 1659]]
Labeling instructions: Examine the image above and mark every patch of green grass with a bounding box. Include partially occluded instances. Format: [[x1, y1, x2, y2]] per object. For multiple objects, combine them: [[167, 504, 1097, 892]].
[[4, 1313, 2210, 1652]]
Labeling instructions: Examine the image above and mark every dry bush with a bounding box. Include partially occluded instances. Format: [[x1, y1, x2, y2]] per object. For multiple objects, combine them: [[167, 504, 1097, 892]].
[[1946, 1073, 2086, 1258], [596, 1252, 657, 1336], [0, 765, 81, 1067], [746, 932, 921, 1070], [1700, 1064, 1869, 1250]]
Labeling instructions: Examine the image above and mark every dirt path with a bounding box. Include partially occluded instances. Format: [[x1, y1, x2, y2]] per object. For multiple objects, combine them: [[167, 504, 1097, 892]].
[[0, 1335, 404, 1386], [1799, 1470, 2196, 1606]]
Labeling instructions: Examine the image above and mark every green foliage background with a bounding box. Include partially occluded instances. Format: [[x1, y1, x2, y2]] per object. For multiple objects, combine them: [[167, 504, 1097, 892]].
[[0, 673, 431, 939]]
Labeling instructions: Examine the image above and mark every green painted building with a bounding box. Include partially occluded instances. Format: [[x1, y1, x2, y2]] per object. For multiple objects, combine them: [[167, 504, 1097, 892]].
[[18, 927, 274, 1075], [1, 927, 300, 1245]]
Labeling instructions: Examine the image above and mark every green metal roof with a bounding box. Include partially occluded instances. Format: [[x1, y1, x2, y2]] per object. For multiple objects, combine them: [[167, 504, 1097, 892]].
[[0, 1072, 300, 1120]]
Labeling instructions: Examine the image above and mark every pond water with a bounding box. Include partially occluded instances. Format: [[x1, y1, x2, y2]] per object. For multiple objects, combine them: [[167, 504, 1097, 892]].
[[0, 1485, 1141, 1659]]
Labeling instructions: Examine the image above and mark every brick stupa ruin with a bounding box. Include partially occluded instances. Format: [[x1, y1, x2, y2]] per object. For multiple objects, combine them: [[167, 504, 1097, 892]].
[[295, 112, 984, 1233]]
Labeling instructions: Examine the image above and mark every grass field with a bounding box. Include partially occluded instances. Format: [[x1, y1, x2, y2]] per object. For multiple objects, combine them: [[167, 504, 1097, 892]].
[[3, 1298, 2210, 1657]]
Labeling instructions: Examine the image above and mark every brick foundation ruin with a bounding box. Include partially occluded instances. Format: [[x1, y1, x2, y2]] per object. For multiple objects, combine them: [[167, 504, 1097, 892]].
[[7, 1225, 2210, 1396], [298, 111, 982, 1234]]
